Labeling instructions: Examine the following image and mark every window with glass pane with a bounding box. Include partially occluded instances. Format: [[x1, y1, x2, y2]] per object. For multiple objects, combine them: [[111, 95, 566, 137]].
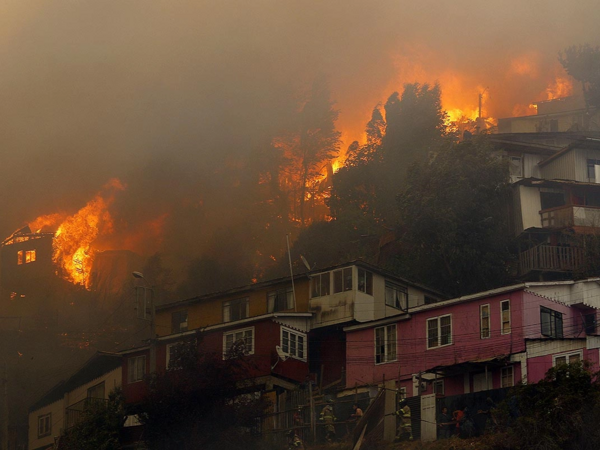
[[358, 269, 373, 295], [128, 355, 146, 383], [501, 367, 513, 388], [311, 272, 330, 297], [333, 267, 353, 293], [501, 300, 511, 334], [427, 318, 439, 348], [268, 287, 294, 312], [480, 304, 490, 339], [224, 328, 254, 357], [541, 307, 563, 338], [385, 283, 408, 310], [427, 315, 452, 349], [554, 351, 582, 367], [440, 316, 452, 345], [223, 298, 249, 322], [375, 325, 396, 364], [281, 328, 306, 360]]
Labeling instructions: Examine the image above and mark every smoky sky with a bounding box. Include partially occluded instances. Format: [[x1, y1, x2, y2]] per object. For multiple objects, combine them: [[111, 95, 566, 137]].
[[1, 0, 599, 267]]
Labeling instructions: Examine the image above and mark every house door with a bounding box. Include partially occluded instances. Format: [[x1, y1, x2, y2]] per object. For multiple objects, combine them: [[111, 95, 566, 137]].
[[473, 372, 492, 392], [420, 394, 437, 441]]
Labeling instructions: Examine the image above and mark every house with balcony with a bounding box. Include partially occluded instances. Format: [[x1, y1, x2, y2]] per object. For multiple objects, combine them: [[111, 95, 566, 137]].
[[120, 261, 444, 407], [510, 137, 600, 278], [28, 352, 122, 450], [342, 279, 600, 441]]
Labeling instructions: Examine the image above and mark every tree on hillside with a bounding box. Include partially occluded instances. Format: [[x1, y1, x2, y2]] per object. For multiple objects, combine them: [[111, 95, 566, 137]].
[[559, 44, 600, 111], [395, 136, 515, 296], [139, 334, 268, 450], [382, 83, 448, 174], [292, 76, 341, 226]]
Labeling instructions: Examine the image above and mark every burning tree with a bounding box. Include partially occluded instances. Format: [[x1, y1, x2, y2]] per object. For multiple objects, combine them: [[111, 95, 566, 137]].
[[286, 76, 341, 226], [559, 44, 600, 112]]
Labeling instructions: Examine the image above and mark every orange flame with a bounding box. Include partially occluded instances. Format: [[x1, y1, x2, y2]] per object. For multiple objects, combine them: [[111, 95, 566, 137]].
[[28, 179, 126, 289], [28, 213, 66, 233], [545, 76, 573, 100]]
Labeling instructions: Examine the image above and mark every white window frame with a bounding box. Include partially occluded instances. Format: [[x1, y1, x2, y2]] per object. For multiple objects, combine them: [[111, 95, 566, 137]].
[[374, 324, 397, 365], [426, 314, 453, 349], [223, 297, 249, 323], [501, 366, 514, 388], [385, 283, 408, 310], [311, 272, 331, 298], [333, 267, 353, 294], [553, 350, 583, 367], [128, 355, 146, 383], [280, 327, 307, 361], [223, 326, 255, 359], [357, 268, 373, 295], [480, 304, 490, 339], [38, 413, 51, 438], [500, 300, 511, 335]]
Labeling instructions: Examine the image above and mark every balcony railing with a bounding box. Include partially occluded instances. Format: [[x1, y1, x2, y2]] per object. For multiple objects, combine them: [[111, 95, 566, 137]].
[[65, 397, 108, 429], [541, 205, 600, 229], [519, 244, 584, 275]]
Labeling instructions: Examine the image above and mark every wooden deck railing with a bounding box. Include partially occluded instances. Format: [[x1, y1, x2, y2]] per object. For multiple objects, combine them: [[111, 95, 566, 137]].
[[519, 244, 584, 275]]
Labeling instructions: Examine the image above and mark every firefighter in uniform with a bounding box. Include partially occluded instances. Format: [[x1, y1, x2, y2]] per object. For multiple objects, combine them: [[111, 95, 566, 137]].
[[396, 399, 413, 441], [319, 400, 336, 442]]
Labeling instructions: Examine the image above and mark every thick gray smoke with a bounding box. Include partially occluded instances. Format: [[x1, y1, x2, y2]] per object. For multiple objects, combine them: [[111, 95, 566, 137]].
[[1, 0, 599, 274]]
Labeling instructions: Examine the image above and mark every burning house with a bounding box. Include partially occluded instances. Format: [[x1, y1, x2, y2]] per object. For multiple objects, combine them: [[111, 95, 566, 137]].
[[0, 226, 55, 304]]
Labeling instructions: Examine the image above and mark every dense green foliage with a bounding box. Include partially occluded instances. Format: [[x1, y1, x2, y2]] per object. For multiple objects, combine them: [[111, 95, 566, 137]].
[[505, 362, 600, 450], [395, 137, 514, 296], [139, 334, 269, 450], [57, 389, 126, 450]]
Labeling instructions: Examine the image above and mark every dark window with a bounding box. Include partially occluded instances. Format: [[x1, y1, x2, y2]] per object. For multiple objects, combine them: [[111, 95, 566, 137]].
[[223, 298, 249, 322], [171, 310, 188, 333], [267, 287, 294, 312], [424, 296, 437, 305], [357, 268, 373, 295], [385, 283, 407, 310], [585, 313, 597, 335], [540, 191, 566, 210], [550, 119, 559, 132], [541, 306, 563, 338]]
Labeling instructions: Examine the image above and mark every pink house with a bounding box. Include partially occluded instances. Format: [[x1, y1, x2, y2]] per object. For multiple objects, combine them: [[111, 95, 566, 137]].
[[344, 281, 600, 398]]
